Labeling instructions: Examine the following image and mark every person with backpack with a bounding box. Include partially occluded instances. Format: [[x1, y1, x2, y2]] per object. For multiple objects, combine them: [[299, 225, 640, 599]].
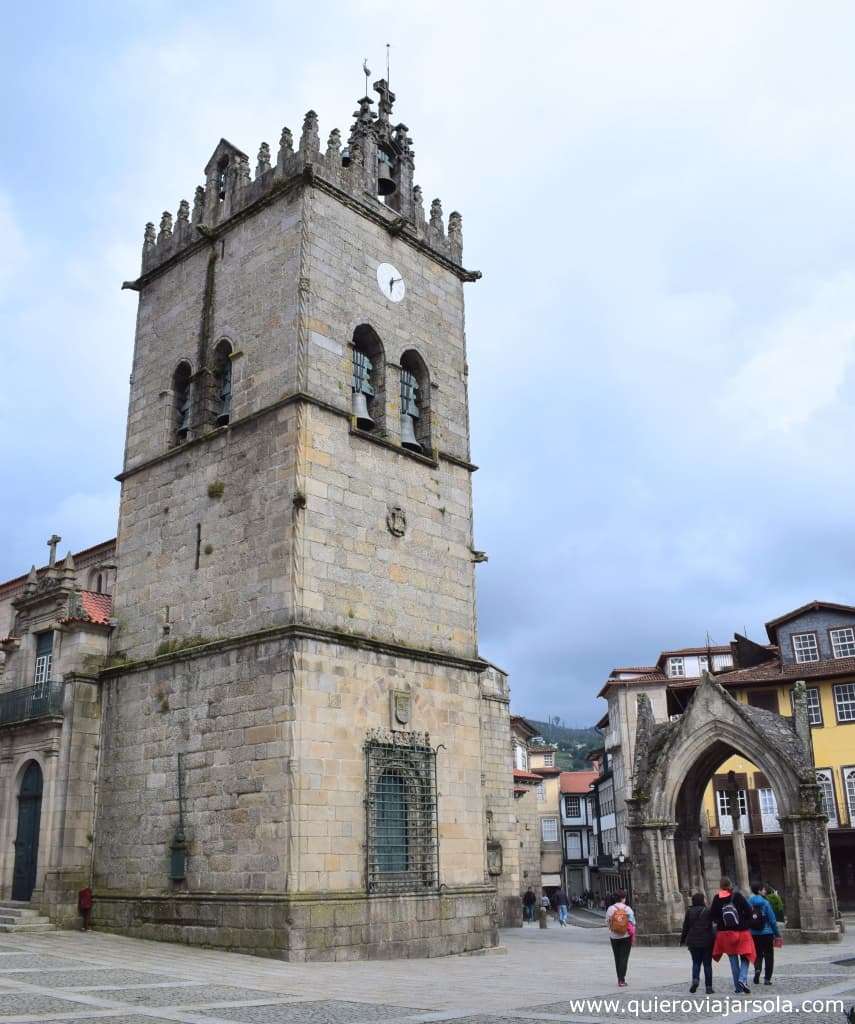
[[680, 892, 715, 994], [749, 882, 781, 985], [605, 890, 635, 987], [710, 877, 756, 993]]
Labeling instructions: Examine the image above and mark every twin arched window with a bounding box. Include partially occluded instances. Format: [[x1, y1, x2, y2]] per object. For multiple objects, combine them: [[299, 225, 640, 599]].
[[351, 327, 431, 454], [170, 340, 234, 446]]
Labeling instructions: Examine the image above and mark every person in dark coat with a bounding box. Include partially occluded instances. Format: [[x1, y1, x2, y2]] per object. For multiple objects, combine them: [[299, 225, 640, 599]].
[[522, 887, 536, 922], [680, 892, 715, 994], [710, 877, 756, 993]]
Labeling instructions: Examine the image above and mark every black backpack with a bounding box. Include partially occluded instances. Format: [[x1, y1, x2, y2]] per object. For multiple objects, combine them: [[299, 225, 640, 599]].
[[720, 899, 741, 928]]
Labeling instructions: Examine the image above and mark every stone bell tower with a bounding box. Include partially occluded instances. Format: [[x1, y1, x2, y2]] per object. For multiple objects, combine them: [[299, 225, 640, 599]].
[[93, 80, 518, 959]]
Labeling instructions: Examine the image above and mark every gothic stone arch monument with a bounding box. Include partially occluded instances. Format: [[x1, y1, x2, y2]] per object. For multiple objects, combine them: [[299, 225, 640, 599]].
[[628, 674, 840, 944]]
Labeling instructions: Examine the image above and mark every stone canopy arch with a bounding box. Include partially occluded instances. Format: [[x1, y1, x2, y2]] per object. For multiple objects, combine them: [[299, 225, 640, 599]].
[[627, 673, 840, 944]]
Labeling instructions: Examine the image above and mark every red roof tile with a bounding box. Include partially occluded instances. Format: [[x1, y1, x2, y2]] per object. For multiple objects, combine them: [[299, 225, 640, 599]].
[[513, 769, 543, 782], [63, 591, 113, 626], [560, 770, 599, 794]]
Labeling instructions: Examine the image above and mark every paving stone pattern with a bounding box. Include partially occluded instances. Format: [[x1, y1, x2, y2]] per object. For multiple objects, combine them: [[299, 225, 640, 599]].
[[0, 926, 853, 1024], [17, 969, 181, 989], [84, 986, 300, 1008], [0, 993, 97, 1016], [195, 1002, 426, 1024]]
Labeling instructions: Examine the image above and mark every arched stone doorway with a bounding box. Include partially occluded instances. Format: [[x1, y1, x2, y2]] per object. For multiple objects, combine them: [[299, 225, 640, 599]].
[[12, 761, 43, 902], [628, 674, 839, 943]]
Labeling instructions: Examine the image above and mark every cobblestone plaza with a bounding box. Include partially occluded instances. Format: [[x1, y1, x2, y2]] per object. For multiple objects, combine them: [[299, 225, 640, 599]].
[[1, 924, 854, 1024]]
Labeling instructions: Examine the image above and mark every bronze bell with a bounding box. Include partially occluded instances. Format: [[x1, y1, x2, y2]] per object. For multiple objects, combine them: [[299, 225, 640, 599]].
[[377, 151, 396, 196], [352, 391, 375, 431], [400, 413, 422, 452]]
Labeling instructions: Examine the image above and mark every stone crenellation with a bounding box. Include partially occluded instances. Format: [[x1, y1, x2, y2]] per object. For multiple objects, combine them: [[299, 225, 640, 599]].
[[140, 82, 464, 277]]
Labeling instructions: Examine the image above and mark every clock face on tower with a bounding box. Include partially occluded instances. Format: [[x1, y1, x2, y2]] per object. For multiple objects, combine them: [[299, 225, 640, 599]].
[[377, 262, 406, 303]]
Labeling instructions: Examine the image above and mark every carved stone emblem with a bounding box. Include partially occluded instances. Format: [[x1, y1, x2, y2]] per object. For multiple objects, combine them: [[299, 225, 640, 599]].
[[391, 690, 412, 729], [386, 505, 407, 537]]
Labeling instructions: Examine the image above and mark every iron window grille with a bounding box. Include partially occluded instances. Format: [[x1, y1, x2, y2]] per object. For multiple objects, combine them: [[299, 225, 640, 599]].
[[831, 627, 855, 659], [352, 349, 375, 397], [364, 730, 439, 894]]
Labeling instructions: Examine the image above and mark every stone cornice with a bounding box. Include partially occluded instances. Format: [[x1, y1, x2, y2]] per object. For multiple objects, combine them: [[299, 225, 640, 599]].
[[100, 622, 487, 680], [92, 882, 497, 904], [116, 390, 476, 482], [123, 166, 481, 292]]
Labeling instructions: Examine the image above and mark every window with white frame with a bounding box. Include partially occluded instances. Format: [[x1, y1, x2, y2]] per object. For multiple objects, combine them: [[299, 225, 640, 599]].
[[599, 781, 615, 816], [541, 816, 559, 842], [514, 744, 528, 771], [566, 832, 583, 859], [698, 655, 709, 672], [816, 769, 838, 826], [669, 657, 685, 677], [536, 782, 545, 802], [843, 767, 855, 825], [564, 794, 581, 818], [792, 632, 819, 663], [34, 632, 53, 685], [834, 683, 855, 723], [790, 686, 823, 725], [543, 751, 555, 768], [831, 627, 855, 659]]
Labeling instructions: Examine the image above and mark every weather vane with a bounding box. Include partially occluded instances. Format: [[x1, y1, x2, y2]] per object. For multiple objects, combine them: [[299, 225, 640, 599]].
[[362, 58, 370, 97]]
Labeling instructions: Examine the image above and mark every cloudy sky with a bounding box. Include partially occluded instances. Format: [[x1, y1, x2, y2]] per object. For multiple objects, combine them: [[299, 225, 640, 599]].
[[4, 2, 855, 723]]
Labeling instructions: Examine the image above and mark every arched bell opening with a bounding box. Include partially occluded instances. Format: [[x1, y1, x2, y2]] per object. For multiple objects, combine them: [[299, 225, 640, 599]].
[[351, 326, 386, 433], [12, 761, 44, 902], [212, 339, 233, 426], [172, 361, 193, 445], [399, 350, 431, 454]]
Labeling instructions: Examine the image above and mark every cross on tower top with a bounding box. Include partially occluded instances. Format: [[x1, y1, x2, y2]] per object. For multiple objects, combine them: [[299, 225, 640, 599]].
[[47, 534, 62, 566], [373, 78, 395, 122]]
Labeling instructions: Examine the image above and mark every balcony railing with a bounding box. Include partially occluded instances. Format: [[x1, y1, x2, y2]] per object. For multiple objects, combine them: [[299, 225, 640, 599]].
[[0, 681, 64, 727]]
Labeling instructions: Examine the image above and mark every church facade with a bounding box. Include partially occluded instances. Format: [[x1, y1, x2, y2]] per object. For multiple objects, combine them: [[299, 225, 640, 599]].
[[0, 83, 521, 958]]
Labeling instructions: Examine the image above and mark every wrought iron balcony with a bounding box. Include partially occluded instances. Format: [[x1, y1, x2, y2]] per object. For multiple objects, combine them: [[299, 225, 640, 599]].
[[0, 681, 64, 727]]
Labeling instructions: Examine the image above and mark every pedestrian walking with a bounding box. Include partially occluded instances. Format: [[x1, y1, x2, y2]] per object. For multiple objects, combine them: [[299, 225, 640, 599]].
[[710, 877, 756, 993], [522, 887, 536, 923], [554, 888, 570, 927], [749, 882, 781, 985], [679, 892, 715, 994], [605, 889, 635, 987]]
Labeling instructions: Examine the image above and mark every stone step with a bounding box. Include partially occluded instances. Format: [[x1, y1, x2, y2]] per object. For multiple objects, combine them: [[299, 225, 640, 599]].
[[0, 921, 54, 933], [0, 908, 42, 919]]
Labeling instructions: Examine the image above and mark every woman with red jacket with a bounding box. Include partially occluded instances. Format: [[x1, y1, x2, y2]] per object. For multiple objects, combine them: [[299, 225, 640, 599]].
[[710, 877, 756, 993]]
